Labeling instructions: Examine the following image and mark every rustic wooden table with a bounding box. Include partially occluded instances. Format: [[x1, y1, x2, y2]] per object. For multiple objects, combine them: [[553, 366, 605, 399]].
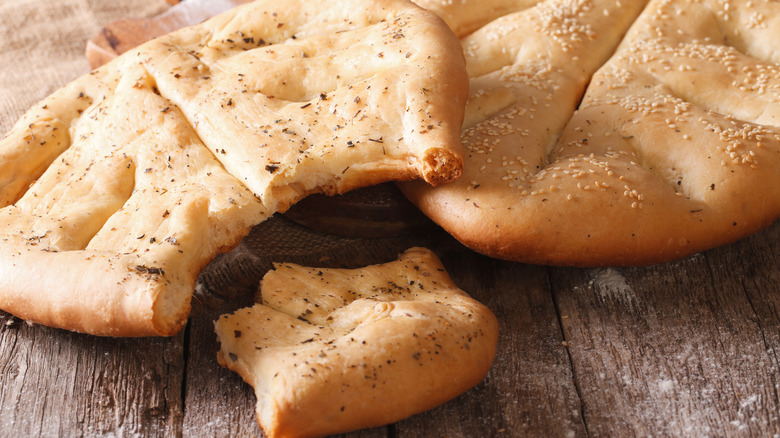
[[1, 213, 779, 437], [1, 1, 779, 436]]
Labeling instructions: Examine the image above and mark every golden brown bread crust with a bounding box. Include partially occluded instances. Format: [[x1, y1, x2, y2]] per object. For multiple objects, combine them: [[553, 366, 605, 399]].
[[401, 0, 780, 266], [0, 0, 467, 335], [140, 0, 467, 211], [214, 247, 499, 438]]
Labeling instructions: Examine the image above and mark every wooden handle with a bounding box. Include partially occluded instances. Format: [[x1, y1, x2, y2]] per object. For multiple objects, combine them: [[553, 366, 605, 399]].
[[86, 0, 250, 69]]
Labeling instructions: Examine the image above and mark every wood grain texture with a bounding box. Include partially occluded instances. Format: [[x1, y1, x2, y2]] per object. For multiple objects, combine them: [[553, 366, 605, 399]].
[[0, 220, 778, 437], [550, 220, 780, 437], [395, 251, 586, 437], [181, 288, 263, 437], [0, 317, 184, 436]]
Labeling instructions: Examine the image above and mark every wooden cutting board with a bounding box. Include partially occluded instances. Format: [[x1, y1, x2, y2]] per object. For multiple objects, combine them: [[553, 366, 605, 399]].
[[86, 0, 430, 238], [86, 0, 251, 69]]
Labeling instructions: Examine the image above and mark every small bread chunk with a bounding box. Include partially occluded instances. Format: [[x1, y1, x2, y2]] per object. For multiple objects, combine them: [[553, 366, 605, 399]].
[[402, 0, 780, 266], [0, 0, 467, 335], [214, 247, 499, 438]]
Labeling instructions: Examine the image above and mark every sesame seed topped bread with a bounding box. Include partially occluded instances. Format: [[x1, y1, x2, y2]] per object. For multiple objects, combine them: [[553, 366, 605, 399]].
[[214, 247, 499, 438], [400, 0, 780, 266], [0, 0, 467, 336]]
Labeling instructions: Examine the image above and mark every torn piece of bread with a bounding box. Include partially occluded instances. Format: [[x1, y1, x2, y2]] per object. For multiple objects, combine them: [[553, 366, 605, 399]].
[[0, 0, 468, 336], [141, 0, 467, 211], [215, 247, 499, 438], [403, 0, 780, 266]]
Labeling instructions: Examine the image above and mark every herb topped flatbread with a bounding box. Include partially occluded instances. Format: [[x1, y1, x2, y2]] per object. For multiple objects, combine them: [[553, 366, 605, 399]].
[[215, 247, 498, 437], [401, 0, 780, 266], [0, 0, 467, 335]]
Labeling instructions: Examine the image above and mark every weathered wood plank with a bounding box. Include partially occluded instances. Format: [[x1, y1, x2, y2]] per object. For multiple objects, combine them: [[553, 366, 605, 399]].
[[0, 317, 185, 436], [708, 219, 780, 368], [550, 220, 780, 437], [181, 289, 264, 437]]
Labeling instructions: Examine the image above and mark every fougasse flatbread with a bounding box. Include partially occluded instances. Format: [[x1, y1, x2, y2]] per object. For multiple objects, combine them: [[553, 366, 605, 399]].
[[214, 247, 498, 438], [0, 0, 467, 336], [400, 0, 780, 266]]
